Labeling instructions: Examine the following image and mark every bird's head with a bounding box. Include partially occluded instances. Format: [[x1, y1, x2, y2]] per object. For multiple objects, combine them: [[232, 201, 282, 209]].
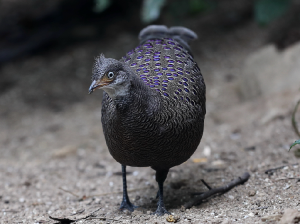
[[89, 54, 130, 99]]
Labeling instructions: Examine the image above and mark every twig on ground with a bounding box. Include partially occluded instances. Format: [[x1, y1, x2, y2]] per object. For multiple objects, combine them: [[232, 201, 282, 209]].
[[190, 191, 205, 196], [265, 163, 298, 175], [292, 100, 300, 138], [49, 208, 101, 224], [183, 172, 250, 209], [1, 210, 18, 213], [256, 206, 269, 210], [265, 165, 288, 175], [275, 178, 300, 182], [86, 217, 123, 222], [200, 179, 212, 190], [190, 179, 213, 196]]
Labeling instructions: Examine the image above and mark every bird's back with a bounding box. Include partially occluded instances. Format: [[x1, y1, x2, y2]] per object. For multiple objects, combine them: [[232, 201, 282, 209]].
[[122, 36, 205, 109]]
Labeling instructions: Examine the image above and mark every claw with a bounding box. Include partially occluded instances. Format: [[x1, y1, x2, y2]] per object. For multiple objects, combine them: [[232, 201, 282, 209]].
[[151, 203, 170, 216], [120, 200, 137, 212]]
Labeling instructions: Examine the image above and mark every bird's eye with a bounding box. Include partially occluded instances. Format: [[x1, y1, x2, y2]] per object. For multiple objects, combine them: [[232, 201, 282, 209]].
[[107, 72, 114, 79]]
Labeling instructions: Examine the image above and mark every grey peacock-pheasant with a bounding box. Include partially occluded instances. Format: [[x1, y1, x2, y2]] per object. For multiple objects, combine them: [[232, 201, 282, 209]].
[[89, 25, 206, 215]]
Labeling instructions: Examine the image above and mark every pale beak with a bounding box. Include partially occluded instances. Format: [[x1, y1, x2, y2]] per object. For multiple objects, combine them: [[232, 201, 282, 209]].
[[89, 79, 110, 94], [88, 80, 97, 94]]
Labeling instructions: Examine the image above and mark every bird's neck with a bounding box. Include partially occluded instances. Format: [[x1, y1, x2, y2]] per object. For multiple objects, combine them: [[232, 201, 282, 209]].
[[102, 82, 130, 101], [114, 75, 159, 114]]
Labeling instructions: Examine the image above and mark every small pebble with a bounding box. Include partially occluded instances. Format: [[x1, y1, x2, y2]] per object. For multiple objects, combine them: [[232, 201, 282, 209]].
[[203, 146, 211, 157], [212, 160, 226, 167], [180, 205, 185, 212], [228, 195, 234, 200], [248, 212, 254, 217], [166, 215, 180, 223], [123, 210, 131, 215], [4, 197, 10, 204], [248, 190, 256, 196]]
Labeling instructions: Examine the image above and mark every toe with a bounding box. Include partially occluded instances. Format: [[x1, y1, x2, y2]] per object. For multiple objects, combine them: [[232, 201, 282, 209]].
[[151, 206, 170, 216], [120, 201, 137, 212]]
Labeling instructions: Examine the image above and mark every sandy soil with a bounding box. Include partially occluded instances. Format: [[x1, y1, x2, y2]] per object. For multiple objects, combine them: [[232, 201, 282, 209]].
[[1, 21, 300, 224]]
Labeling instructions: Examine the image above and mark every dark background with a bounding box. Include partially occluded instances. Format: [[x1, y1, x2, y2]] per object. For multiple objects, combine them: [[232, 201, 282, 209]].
[[1, 0, 300, 64], [1, 0, 300, 112]]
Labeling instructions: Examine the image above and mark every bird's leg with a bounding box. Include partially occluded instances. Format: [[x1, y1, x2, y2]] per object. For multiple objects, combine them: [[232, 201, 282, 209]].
[[152, 169, 170, 216], [120, 165, 137, 212], [155, 190, 159, 199]]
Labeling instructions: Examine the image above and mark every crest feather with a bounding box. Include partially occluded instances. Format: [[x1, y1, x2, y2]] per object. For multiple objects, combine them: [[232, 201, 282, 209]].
[[91, 54, 124, 81], [92, 54, 106, 80], [95, 53, 105, 65]]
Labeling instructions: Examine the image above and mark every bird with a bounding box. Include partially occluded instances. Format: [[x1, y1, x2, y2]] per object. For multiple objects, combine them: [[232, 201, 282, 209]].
[[88, 25, 206, 216]]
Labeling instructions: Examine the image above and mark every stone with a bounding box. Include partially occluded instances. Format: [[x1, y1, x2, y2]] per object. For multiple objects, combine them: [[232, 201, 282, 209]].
[[248, 212, 255, 217], [261, 214, 282, 222], [180, 206, 185, 212], [166, 215, 180, 223], [279, 209, 300, 224], [239, 43, 300, 100], [212, 160, 226, 168], [248, 190, 256, 197]]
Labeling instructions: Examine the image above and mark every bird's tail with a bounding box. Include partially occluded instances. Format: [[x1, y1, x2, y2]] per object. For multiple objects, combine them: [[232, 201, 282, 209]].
[[138, 25, 197, 52]]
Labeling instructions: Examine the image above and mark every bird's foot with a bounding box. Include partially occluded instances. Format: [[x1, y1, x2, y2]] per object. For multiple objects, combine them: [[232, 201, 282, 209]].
[[120, 199, 137, 212], [151, 204, 170, 216]]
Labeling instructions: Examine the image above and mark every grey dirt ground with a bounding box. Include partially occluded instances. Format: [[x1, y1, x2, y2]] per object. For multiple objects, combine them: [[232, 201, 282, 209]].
[[1, 21, 300, 224]]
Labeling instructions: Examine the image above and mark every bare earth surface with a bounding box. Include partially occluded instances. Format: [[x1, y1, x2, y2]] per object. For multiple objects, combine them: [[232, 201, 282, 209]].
[[1, 21, 300, 224]]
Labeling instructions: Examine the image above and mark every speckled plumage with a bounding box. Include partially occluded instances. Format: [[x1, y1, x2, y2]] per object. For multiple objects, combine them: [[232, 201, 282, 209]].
[[89, 25, 206, 215], [100, 36, 205, 169]]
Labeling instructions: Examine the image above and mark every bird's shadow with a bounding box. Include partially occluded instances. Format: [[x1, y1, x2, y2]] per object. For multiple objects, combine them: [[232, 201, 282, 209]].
[[131, 166, 223, 211]]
